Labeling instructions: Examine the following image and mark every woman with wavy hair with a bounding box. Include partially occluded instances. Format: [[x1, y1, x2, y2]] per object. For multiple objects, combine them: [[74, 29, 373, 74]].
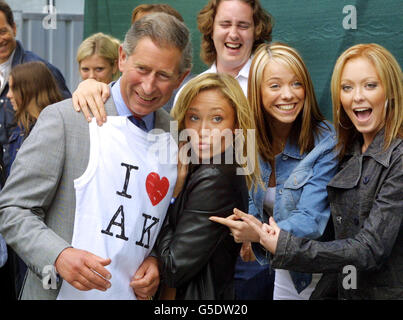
[[239, 43, 403, 300]]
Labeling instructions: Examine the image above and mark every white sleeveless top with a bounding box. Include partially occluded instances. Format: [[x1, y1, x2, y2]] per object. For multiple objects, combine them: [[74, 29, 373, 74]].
[[57, 117, 177, 300]]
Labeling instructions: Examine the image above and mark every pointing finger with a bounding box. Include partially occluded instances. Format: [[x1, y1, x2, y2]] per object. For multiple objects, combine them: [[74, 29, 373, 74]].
[[209, 216, 241, 229]]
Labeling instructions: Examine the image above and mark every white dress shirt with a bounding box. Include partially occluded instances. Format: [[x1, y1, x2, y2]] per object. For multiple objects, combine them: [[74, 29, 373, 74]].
[[0, 50, 15, 94]]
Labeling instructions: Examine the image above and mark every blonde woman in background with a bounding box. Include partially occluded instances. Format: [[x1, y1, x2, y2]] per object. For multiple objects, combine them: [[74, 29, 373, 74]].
[[77, 32, 120, 84]]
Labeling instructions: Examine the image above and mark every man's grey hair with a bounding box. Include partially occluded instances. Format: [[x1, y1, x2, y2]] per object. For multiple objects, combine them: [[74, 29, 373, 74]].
[[122, 12, 192, 75]]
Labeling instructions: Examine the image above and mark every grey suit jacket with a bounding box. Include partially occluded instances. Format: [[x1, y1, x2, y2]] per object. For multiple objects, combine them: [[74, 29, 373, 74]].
[[0, 97, 171, 299]]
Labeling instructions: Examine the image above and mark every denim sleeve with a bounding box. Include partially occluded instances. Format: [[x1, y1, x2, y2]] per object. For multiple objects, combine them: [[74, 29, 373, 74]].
[[277, 142, 338, 239], [248, 193, 258, 217], [0, 233, 7, 268], [248, 193, 271, 265]]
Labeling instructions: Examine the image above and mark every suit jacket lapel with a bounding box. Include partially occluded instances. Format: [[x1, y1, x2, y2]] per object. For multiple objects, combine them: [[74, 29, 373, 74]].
[[154, 108, 171, 132], [104, 97, 119, 116]]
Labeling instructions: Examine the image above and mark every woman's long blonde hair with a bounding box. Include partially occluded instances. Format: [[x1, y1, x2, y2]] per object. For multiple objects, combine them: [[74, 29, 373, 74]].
[[248, 42, 328, 163]]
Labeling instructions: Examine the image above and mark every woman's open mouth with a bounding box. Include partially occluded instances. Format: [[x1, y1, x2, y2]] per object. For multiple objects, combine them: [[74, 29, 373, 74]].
[[353, 107, 372, 122]]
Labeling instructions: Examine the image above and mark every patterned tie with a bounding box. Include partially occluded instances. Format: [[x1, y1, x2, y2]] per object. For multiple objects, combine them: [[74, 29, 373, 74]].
[[128, 115, 147, 132]]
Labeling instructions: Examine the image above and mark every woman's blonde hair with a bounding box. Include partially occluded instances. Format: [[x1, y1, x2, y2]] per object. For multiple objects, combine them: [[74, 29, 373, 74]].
[[331, 43, 403, 159], [197, 0, 273, 66], [76, 32, 120, 81], [172, 72, 261, 189], [248, 42, 327, 162], [10, 61, 63, 134]]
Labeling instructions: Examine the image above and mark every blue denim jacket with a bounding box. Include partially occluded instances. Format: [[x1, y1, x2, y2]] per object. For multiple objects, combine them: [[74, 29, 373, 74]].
[[5, 124, 26, 177], [250, 121, 338, 293]]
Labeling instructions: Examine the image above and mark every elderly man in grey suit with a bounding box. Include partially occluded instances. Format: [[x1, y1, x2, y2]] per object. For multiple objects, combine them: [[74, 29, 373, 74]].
[[0, 13, 191, 300]]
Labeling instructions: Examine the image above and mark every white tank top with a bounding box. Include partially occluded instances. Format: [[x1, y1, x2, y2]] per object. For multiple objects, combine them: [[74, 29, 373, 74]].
[[57, 117, 177, 300]]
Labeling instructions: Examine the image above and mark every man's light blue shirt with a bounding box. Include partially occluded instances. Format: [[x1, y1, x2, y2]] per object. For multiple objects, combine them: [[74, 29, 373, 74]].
[[111, 78, 155, 131]]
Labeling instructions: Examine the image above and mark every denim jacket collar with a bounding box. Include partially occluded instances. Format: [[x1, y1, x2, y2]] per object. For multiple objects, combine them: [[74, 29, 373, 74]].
[[258, 140, 306, 184], [282, 140, 306, 160]]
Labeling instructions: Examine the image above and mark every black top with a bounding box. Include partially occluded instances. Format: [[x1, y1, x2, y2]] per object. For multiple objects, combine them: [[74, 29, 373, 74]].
[[156, 159, 248, 300]]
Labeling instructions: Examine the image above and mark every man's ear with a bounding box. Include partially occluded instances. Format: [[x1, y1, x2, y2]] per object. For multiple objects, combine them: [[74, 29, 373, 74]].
[[118, 45, 127, 73], [175, 69, 191, 90]]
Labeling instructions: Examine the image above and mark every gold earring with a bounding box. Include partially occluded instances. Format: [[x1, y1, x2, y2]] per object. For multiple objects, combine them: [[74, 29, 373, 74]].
[[337, 109, 353, 130]]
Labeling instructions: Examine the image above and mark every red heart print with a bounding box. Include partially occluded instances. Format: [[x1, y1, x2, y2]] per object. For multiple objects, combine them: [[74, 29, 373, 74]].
[[146, 172, 169, 206]]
